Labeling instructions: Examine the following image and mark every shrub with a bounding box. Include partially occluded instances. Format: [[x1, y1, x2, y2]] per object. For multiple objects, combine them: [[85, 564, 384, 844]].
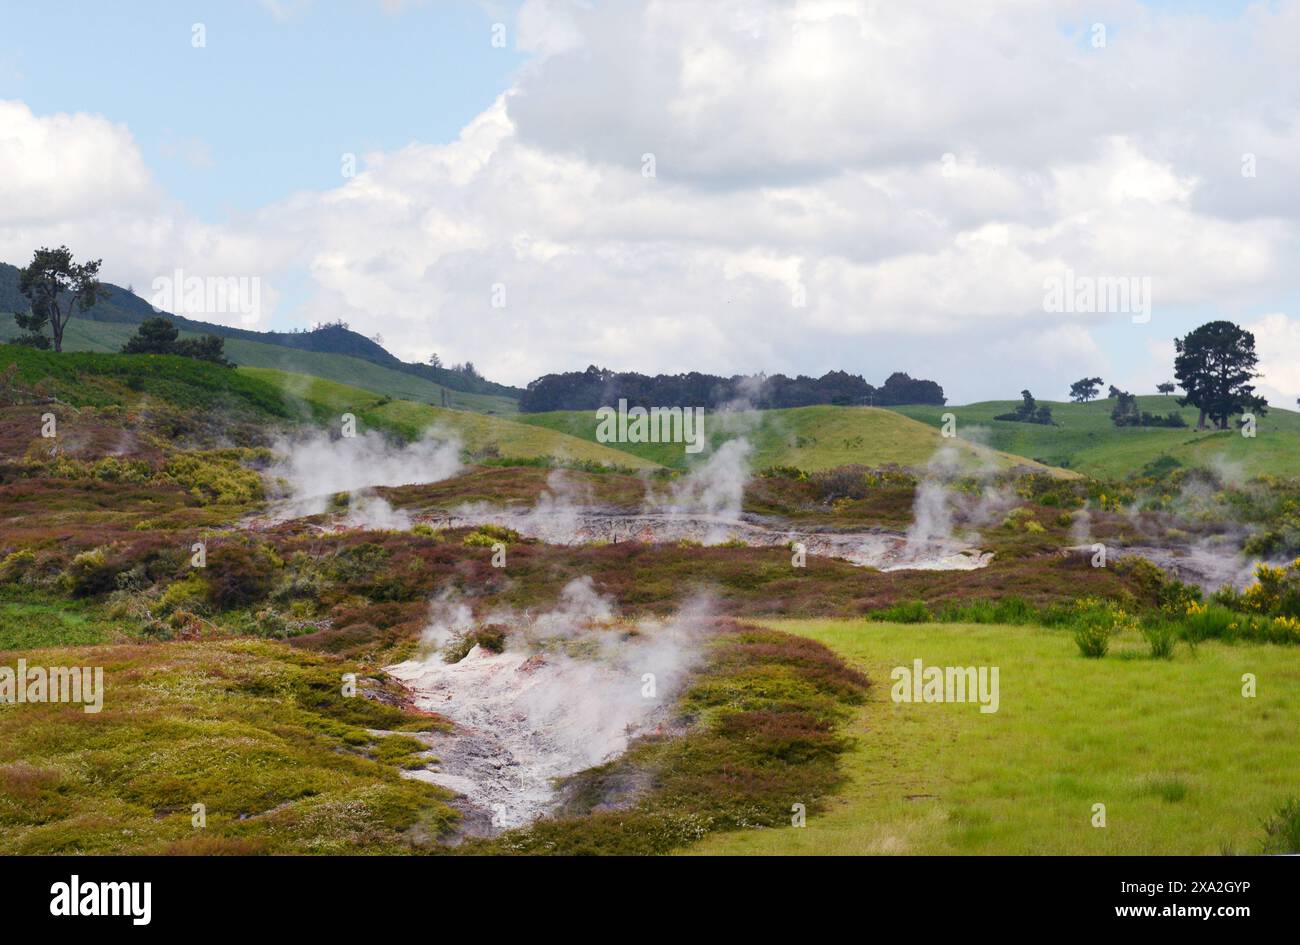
[[871, 600, 933, 623], [1140, 621, 1177, 659], [206, 543, 280, 609], [158, 573, 210, 615], [443, 624, 509, 663], [1070, 599, 1135, 658], [809, 466, 872, 502], [1262, 797, 1300, 854], [63, 547, 126, 598], [0, 549, 37, 585], [1182, 601, 1238, 642]]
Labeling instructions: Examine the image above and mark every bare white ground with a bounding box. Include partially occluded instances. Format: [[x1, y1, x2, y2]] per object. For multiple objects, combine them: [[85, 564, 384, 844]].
[[385, 585, 708, 831], [435, 506, 993, 571]]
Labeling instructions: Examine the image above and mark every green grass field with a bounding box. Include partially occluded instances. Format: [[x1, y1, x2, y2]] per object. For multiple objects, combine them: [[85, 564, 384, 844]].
[[519, 404, 1067, 474], [687, 619, 1300, 855], [0, 318, 517, 415], [892, 396, 1300, 479], [240, 367, 660, 469]]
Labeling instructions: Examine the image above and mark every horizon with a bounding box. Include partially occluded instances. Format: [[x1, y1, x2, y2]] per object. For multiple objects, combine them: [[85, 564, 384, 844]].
[[2, 1, 1299, 404]]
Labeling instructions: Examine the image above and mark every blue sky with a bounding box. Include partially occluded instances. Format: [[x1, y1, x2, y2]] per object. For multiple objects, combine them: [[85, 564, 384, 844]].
[[0, 0, 1296, 403], [0, 0, 526, 219]]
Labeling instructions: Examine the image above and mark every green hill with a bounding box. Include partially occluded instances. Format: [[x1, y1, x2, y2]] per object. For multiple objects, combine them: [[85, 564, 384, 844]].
[[239, 368, 660, 469], [0, 260, 521, 414], [0, 316, 517, 415], [890, 395, 1300, 479], [517, 404, 1069, 475]]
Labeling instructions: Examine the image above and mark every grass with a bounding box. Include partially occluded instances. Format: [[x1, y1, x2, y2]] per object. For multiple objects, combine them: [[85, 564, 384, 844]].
[[0, 598, 125, 649], [240, 367, 661, 468], [1, 343, 292, 419], [0, 637, 457, 854], [892, 395, 1300, 479], [685, 619, 1300, 855], [0, 318, 517, 415], [519, 404, 1071, 474]]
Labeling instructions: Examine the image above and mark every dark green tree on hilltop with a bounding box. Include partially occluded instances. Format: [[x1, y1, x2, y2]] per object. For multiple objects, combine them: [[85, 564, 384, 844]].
[[1069, 377, 1104, 402], [1173, 321, 1266, 430], [15, 246, 106, 352], [121, 316, 232, 367]]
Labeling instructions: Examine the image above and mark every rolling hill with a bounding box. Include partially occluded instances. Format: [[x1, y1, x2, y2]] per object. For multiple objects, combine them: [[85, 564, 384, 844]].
[[0, 261, 521, 414], [517, 404, 1071, 475], [238, 368, 660, 469], [0, 314, 517, 415], [890, 395, 1300, 479]]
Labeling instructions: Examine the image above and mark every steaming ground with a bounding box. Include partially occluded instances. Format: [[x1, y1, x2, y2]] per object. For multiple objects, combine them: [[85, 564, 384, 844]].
[[435, 505, 994, 570], [385, 580, 707, 832], [263, 429, 463, 526]]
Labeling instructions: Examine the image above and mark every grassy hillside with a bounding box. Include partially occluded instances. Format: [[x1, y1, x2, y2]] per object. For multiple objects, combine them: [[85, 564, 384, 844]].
[[0, 343, 293, 420], [0, 317, 517, 415], [240, 367, 660, 468], [518, 404, 1067, 474], [891, 396, 1300, 479], [687, 618, 1300, 855]]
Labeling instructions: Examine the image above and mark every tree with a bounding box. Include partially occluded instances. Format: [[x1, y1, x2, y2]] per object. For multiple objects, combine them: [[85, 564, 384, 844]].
[[1173, 320, 1267, 430], [1069, 377, 1104, 402], [994, 389, 1052, 424], [428, 353, 442, 368], [121, 317, 232, 366], [1157, 381, 1176, 396], [16, 246, 106, 352], [121, 317, 181, 354]]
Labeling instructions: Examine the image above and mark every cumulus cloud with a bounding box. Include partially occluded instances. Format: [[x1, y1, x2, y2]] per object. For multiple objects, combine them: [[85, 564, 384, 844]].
[[4, 1, 1300, 400], [1249, 313, 1300, 407]]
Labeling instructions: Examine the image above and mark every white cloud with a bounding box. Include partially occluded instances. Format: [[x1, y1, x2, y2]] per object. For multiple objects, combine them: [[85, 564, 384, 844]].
[[4, 1, 1300, 402], [1249, 313, 1300, 407]]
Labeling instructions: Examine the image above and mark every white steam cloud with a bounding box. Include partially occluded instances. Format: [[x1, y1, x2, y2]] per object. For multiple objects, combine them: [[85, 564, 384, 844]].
[[268, 428, 463, 524], [387, 578, 710, 831]]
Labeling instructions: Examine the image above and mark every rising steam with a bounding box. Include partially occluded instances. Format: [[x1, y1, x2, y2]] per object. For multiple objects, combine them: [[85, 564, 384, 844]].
[[386, 578, 711, 831]]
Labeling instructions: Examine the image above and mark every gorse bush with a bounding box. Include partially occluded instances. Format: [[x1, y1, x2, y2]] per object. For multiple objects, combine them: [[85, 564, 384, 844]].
[[1070, 599, 1136, 658], [1216, 560, 1300, 619]]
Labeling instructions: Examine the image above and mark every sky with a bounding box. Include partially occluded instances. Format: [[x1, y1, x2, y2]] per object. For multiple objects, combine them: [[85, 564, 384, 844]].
[[1, 0, 1298, 406]]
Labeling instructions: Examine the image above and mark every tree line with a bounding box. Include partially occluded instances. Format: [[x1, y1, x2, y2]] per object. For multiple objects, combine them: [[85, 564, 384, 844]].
[[518, 366, 947, 412]]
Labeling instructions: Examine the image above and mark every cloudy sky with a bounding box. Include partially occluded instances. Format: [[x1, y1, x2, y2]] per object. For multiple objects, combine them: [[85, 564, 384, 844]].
[[1, 0, 1298, 405]]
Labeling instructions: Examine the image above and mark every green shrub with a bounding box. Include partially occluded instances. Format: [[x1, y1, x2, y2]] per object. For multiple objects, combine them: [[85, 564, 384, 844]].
[[1070, 599, 1136, 658], [462, 524, 519, 547], [0, 549, 37, 585], [871, 600, 933, 623], [1262, 797, 1300, 854], [1140, 621, 1177, 659], [63, 547, 127, 598]]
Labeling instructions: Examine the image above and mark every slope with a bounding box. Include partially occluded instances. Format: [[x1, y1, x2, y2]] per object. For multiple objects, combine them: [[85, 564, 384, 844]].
[[239, 367, 660, 469], [890, 396, 1300, 479], [517, 404, 1070, 474]]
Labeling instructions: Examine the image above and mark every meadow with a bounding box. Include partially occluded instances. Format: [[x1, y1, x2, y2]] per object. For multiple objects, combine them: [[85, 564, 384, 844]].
[[892, 396, 1300, 479], [689, 619, 1300, 855], [518, 404, 1067, 474]]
